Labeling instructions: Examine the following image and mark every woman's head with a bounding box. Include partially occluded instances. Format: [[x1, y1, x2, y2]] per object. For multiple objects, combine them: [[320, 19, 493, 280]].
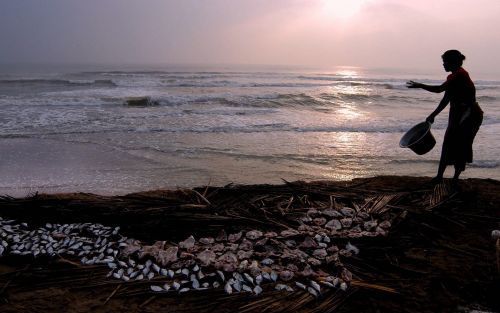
[[442, 50, 466, 72]]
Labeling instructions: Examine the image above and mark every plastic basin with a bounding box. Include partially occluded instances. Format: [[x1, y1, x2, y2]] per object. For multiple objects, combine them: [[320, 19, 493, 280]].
[[399, 121, 436, 155]]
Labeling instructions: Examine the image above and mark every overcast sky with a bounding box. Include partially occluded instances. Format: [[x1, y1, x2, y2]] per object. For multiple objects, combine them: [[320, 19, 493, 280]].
[[1, 0, 500, 73]]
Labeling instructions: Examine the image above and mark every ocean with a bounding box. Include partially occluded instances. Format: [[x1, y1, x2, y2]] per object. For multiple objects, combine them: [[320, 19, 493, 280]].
[[1, 64, 499, 196]]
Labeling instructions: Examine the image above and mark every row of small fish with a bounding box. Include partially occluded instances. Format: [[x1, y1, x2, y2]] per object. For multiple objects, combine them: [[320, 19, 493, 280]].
[[0, 217, 122, 261], [0, 211, 366, 298]]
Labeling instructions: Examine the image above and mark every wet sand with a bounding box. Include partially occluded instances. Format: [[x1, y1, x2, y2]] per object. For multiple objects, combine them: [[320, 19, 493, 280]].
[[0, 176, 499, 313]]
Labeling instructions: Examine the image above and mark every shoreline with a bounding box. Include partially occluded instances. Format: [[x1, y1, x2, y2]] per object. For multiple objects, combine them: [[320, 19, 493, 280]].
[[0, 176, 499, 312], [2, 132, 499, 198]]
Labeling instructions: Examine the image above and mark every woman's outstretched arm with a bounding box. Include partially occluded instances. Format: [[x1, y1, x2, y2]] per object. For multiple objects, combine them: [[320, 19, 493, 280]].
[[406, 80, 446, 93]]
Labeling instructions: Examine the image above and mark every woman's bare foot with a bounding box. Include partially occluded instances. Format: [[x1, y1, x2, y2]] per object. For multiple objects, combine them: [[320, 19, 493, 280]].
[[430, 176, 443, 184]]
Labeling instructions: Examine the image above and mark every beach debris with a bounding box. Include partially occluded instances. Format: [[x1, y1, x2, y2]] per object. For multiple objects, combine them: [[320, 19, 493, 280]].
[[199, 237, 214, 245], [179, 236, 196, 249], [228, 232, 243, 243], [325, 219, 342, 231], [279, 270, 294, 282], [378, 220, 392, 229], [246, 230, 263, 240]]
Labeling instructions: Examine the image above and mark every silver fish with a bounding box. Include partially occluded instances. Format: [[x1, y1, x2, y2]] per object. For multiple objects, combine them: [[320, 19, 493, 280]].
[[345, 242, 359, 255], [340, 282, 348, 291], [310, 280, 321, 293], [172, 281, 181, 290], [242, 285, 252, 292], [233, 280, 242, 292], [253, 285, 263, 295], [197, 270, 205, 280], [150, 285, 163, 292], [307, 287, 319, 297], [321, 281, 335, 288], [255, 274, 263, 285], [270, 271, 278, 282], [168, 269, 175, 278], [275, 284, 288, 291], [224, 282, 233, 294], [192, 279, 200, 289], [217, 270, 225, 282], [243, 273, 254, 285], [152, 263, 161, 273]]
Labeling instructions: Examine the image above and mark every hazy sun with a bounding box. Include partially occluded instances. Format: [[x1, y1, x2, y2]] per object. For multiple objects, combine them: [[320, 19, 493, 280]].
[[319, 0, 371, 20]]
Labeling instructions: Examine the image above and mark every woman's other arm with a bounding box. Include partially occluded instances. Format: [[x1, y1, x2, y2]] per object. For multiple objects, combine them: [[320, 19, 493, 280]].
[[426, 92, 450, 124]]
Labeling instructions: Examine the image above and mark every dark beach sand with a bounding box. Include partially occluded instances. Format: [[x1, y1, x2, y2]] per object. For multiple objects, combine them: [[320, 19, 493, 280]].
[[0, 176, 499, 313]]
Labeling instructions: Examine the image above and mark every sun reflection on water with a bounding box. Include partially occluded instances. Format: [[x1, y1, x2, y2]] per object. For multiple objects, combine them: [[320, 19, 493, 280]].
[[337, 104, 363, 119], [320, 131, 371, 181], [335, 69, 359, 77]]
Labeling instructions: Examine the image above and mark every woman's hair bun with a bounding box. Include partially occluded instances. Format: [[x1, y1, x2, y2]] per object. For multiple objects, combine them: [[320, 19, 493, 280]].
[[442, 49, 466, 63]]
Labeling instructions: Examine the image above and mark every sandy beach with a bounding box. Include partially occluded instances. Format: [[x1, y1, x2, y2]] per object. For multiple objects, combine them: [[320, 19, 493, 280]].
[[0, 176, 499, 313]]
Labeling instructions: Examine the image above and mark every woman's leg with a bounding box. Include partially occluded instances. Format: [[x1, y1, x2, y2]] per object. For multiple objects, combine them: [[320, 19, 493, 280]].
[[432, 159, 446, 183], [452, 167, 462, 181], [452, 162, 465, 187]]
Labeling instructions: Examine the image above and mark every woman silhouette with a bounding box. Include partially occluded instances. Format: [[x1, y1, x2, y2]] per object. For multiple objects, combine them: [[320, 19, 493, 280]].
[[406, 50, 483, 184]]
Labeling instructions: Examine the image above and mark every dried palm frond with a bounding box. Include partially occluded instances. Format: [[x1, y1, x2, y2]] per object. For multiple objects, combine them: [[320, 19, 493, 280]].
[[361, 194, 401, 214]]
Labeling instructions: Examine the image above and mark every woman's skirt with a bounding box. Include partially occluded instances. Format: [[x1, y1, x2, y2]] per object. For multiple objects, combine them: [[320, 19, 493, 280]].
[[441, 102, 483, 171]]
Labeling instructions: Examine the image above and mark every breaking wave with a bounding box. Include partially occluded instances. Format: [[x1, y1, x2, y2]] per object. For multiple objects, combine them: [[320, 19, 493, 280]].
[[389, 159, 499, 168], [0, 79, 117, 87]]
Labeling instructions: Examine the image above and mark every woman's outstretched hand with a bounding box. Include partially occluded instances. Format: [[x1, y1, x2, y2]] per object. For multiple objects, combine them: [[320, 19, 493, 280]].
[[406, 80, 422, 88]]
